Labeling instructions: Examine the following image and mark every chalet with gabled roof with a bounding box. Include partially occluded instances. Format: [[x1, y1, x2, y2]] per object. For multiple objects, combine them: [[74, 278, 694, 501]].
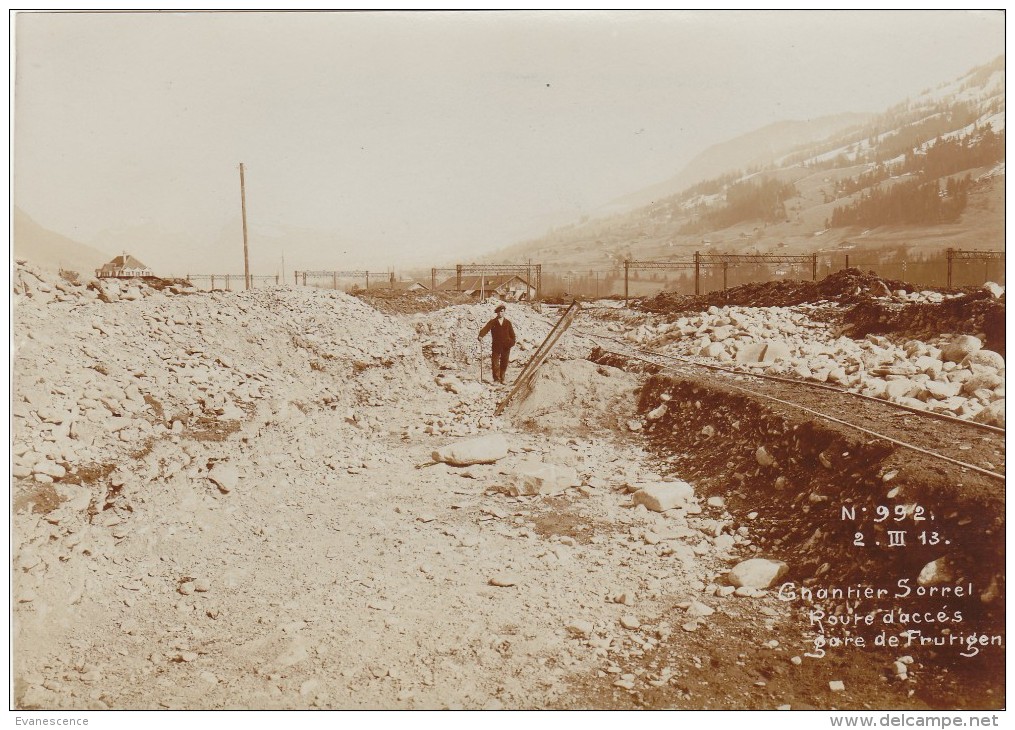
[[96, 254, 153, 279], [437, 274, 533, 301]]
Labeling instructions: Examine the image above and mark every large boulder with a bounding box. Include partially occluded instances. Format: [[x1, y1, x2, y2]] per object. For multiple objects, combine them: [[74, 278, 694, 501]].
[[122, 286, 142, 301], [762, 341, 793, 362], [504, 461, 579, 496], [964, 350, 1005, 370], [755, 446, 777, 467], [710, 325, 735, 342], [914, 356, 943, 377], [961, 372, 1003, 396], [728, 558, 789, 589], [734, 343, 766, 364], [734, 341, 792, 364], [862, 379, 888, 399], [432, 433, 509, 466], [885, 378, 918, 400], [973, 400, 1005, 428], [983, 282, 1005, 299], [924, 380, 962, 400], [941, 335, 982, 363], [630, 481, 694, 512], [917, 558, 955, 586]]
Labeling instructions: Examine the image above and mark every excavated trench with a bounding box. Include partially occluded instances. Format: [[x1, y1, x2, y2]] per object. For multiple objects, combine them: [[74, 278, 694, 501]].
[[576, 349, 1005, 710]]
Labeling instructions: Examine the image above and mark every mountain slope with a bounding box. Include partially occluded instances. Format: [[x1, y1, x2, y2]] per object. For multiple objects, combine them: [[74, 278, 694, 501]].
[[494, 56, 1004, 270], [603, 112, 871, 215], [13, 208, 113, 275]]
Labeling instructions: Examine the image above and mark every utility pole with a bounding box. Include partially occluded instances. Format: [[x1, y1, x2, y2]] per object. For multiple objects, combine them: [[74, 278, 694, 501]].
[[239, 163, 251, 290]]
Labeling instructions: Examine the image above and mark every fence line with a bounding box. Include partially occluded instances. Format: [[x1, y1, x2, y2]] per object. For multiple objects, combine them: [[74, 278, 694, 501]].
[[946, 248, 1005, 288], [185, 273, 280, 290], [179, 248, 1004, 299], [624, 252, 819, 303], [292, 270, 393, 290]]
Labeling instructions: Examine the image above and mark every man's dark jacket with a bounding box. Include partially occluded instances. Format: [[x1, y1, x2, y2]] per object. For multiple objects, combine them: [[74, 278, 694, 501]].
[[479, 317, 516, 349]]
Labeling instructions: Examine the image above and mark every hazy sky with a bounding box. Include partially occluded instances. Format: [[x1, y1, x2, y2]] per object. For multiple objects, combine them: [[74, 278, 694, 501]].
[[13, 10, 1004, 273]]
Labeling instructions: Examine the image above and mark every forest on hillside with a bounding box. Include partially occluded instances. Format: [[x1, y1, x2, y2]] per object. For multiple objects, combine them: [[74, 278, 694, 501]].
[[677, 177, 798, 234], [827, 127, 1004, 228]]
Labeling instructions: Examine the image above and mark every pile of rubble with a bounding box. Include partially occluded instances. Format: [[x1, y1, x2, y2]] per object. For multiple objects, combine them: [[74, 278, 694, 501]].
[[353, 288, 475, 315], [845, 287, 1006, 355], [617, 301, 1005, 427], [12, 260, 435, 488], [11, 263, 610, 496]]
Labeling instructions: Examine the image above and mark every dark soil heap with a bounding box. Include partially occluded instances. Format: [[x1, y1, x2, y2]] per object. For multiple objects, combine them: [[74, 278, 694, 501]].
[[637, 269, 920, 313], [845, 291, 1006, 357]]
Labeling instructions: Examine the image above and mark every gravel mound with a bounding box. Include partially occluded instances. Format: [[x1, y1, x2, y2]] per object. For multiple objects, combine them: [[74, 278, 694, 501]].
[[354, 288, 475, 315], [12, 261, 433, 482]]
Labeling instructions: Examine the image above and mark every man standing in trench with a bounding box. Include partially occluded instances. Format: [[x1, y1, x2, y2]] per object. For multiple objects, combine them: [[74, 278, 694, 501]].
[[478, 304, 516, 385]]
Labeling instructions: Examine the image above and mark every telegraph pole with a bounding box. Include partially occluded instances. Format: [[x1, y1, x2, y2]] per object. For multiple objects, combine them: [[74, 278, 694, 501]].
[[239, 163, 251, 290]]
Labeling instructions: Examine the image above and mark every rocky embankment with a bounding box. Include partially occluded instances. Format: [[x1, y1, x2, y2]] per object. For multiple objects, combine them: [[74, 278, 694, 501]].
[[602, 287, 1005, 428]]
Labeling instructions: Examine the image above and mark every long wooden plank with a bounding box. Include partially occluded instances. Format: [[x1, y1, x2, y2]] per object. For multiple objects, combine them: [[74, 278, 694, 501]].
[[494, 300, 581, 416]]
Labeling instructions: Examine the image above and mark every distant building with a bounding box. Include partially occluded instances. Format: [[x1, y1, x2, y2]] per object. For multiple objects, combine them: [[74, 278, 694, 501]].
[[389, 280, 429, 292], [438, 274, 533, 301], [96, 254, 153, 279]]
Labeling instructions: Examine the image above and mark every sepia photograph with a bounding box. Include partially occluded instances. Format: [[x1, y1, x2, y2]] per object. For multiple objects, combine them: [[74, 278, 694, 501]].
[[9, 9, 1006, 717]]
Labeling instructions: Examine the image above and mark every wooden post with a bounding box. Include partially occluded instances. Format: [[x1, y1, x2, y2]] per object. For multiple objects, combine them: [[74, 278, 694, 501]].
[[294, 271, 298, 286], [302, 272, 307, 286], [722, 262, 728, 292], [536, 264, 542, 300], [946, 248, 953, 289], [456, 264, 462, 292], [694, 251, 701, 295], [211, 275, 215, 290], [811, 253, 818, 281], [275, 274, 279, 285], [239, 163, 250, 290], [845, 254, 849, 271], [624, 260, 629, 306], [431, 268, 437, 291], [365, 272, 370, 291], [333, 272, 338, 290]]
